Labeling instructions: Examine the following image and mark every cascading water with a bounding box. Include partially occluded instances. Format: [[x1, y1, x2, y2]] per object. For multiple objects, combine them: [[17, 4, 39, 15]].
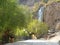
[[38, 6, 44, 22]]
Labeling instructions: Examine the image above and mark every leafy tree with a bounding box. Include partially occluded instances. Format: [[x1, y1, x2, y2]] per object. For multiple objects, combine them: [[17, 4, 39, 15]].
[[0, 0, 32, 32], [0, 0, 33, 40]]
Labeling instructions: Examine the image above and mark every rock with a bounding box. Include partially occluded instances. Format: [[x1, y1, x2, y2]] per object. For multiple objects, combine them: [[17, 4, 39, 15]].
[[43, 2, 60, 29], [19, 0, 41, 6]]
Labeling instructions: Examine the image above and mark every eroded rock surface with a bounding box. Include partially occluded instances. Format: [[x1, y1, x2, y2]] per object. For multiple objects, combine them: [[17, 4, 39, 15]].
[[43, 2, 60, 29]]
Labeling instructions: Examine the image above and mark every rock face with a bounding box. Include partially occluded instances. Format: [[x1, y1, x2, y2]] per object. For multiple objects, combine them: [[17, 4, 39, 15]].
[[19, 0, 60, 29], [43, 2, 60, 29], [19, 0, 41, 6]]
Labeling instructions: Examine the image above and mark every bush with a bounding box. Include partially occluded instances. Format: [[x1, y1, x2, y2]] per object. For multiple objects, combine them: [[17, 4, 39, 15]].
[[26, 20, 48, 38]]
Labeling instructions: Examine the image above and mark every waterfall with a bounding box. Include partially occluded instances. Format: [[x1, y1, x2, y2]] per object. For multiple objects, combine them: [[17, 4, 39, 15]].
[[38, 6, 44, 22]]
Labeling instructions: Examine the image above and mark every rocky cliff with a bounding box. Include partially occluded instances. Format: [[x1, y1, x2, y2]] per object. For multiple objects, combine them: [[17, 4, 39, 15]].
[[19, 0, 41, 6], [19, 0, 60, 29], [43, 2, 60, 29]]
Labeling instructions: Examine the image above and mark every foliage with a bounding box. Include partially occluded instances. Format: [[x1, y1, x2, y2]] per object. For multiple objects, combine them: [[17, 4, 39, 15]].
[[0, 0, 32, 32], [14, 20, 48, 40], [26, 20, 48, 36], [42, 0, 48, 3], [14, 28, 29, 41], [32, 2, 39, 12], [0, 0, 33, 40], [15, 28, 28, 36]]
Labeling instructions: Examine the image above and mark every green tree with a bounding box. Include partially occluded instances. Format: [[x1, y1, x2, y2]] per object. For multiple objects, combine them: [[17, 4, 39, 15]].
[[0, 0, 33, 40], [0, 0, 32, 31]]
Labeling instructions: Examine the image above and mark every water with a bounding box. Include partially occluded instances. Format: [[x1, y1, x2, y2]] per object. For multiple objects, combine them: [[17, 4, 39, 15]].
[[5, 40, 59, 45], [38, 6, 44, 22]]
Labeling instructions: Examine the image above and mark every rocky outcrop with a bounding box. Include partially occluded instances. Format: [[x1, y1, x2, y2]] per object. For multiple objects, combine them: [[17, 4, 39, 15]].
[[19, 0, 41, 6], [43, 2, 60, 29], [19, 0, 60, 29]]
